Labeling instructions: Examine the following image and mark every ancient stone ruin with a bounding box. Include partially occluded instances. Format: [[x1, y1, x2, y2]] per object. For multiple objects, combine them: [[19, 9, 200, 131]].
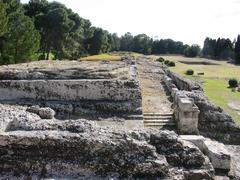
[[0, 56, 239, 179]]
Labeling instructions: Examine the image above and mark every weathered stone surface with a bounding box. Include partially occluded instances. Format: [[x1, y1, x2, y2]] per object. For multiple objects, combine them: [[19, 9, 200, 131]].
[[0, 79, 141, 101], [185, 91, 240, 144], [227, 145, 240, 180], [0, 60, 132, 80], [164, 68, 203, 91], [27, 106, 55, 119], [163, 74, 199, 135], [0, 59, 142, 116], [214, 176, 230, 180], [0, 104, 40, 132], [179, 135, 205, 151], [203, 139, 231, 171], [0, 104, 214, 179]]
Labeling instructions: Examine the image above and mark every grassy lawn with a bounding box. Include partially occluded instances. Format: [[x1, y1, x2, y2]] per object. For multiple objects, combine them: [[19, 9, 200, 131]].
[[80, 53, 121, 61], [157, 55, 240, 124]]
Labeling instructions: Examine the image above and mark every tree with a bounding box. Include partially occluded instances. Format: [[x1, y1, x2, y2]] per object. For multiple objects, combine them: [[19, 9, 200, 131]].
[[202, 37, 234, 60], [0, 1, 8, 37], [132, 34, 152, 54], [184, 44, 200, 57], [24, 1, 94, 59], [24, 0, 48, 18], [202, 37, 215, 58], [235, 35, 240, 64], [109, 33, 120, 51], [2, 12, 40, 63], [152, 39, 186, 54], [0, 1, 8, 60], [120, 32, 134, 51], [88, 28, 110, 55]]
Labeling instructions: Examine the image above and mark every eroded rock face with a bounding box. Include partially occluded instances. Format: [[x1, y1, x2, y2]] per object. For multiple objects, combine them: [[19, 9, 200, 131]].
[[0, 104, 214, 179], [203, 139, 231, 171], [27, 106, 55, 119], [185, 91, 240, 145]]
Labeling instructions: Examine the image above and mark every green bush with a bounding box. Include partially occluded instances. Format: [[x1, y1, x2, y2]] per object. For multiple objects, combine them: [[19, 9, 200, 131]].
[[38, 54, 45, 60], [167, 61, 175, 67], [156, 57, 164, 62], [164, 60, 170, 65], [186, 69, 194, 75], [228, 78, 238, 88]]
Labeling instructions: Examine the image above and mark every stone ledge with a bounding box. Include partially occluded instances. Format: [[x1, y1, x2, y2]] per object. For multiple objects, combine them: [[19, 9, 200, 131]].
[[203, 139, 231, 171], [179, 135, 231, 171]]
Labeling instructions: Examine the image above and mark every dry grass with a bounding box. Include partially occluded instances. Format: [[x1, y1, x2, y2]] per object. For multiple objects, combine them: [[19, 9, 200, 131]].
[[80, 53, 121, 61]]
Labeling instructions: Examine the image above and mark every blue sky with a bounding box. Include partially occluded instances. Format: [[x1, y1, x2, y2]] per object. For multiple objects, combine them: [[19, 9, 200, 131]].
[[21, 0, 240, 46]]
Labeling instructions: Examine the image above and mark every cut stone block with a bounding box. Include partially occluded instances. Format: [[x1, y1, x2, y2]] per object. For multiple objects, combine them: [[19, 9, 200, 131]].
[[214, 176, 230, 180], [178, 135, 205, 151], [178, 98, 193, 111], [203, 139, 231, 171]]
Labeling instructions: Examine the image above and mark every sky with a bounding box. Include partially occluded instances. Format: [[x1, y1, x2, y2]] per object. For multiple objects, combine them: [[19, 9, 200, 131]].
[[21, 0, 240, 46]]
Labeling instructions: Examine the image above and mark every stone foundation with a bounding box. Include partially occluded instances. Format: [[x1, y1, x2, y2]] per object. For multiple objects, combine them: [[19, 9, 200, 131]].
[[0, 59, 142, 117]]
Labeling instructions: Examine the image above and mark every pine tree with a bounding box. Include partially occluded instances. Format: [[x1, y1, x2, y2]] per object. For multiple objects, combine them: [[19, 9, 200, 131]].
[[235, 35, 240, 64], [3, 12, 40, 63], [0, 1, 8, 37], [0, 1, 8, 61]]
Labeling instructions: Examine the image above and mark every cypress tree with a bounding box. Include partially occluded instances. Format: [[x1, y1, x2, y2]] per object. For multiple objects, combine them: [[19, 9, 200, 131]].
[[235, 35, 240, 64]]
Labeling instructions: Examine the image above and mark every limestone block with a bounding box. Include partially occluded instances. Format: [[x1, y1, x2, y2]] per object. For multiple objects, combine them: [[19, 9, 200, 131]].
[[178, 98, 194, 111], [27, 106, 55, 119], [178, 135, 205, 151], [0, 79, 141, 101], [214, 176, 230, 180], [177, 117, 199, 135], [171, 88, 178, 98], [203, 139, 231, 170]]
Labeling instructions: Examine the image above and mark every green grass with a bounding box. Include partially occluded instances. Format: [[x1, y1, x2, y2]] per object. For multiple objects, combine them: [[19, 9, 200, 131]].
[[157, 55, 240, 124], [30, 53, 55, 61], [80, 53, 121, 61]]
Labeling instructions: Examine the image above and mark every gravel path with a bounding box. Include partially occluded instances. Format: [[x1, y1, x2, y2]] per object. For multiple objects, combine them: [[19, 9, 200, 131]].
[[136, 57, 173, 114]]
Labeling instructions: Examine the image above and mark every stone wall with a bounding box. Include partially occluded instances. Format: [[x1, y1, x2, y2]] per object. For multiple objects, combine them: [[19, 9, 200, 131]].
[[0, 80, 140, 101], [163, 75, 200, 135], [164, 68, 203, 91], [164, 69, 240, 144]]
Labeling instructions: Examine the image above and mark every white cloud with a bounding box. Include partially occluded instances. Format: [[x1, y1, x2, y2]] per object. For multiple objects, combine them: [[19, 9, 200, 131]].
[[21, 0, 240, 46]]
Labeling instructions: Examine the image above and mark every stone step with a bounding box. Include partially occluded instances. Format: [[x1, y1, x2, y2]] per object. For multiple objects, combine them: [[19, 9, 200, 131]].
[[144, 122, 175, 126], [125, 115, 143, 120], [143, 113, 173, 116], [144, 116, 173, 120], [144, 119, 174, 123]]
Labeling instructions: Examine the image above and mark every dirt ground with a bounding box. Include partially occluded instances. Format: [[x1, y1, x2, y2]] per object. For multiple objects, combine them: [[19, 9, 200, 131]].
[[136, 57, 173, 114]]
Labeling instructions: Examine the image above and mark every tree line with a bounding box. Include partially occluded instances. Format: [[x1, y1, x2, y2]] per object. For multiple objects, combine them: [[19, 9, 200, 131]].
[[0, 0, 239, 64], [202, 36, 240, 64]]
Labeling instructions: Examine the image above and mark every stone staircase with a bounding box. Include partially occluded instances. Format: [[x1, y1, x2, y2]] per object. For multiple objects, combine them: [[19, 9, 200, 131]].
[[143, 112, 175, 129]]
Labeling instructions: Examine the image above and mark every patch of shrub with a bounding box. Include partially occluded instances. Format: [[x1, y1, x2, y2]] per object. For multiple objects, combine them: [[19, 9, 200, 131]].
[[186, 69, 194, 75], [156, 57, 165, 62], [228, 78, 238, 88], [167, 61, 175, 67], [164, 60, 170, 65]]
